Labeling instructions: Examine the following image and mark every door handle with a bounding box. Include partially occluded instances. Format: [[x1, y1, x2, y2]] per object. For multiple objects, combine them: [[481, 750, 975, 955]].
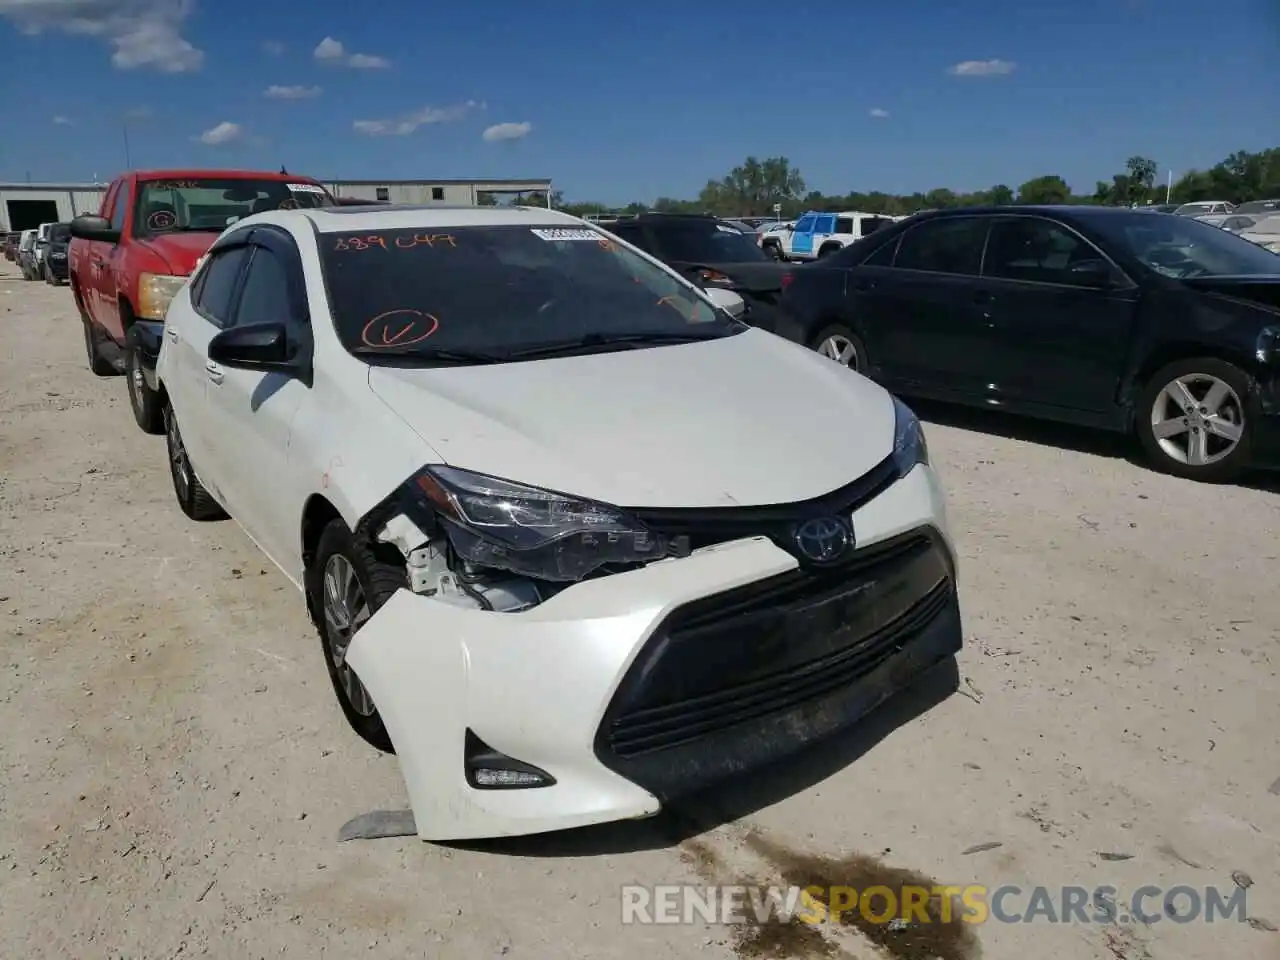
[[166, 326, 179, 343], [205, 360, 224, 384], [851, 278, 877, 292]]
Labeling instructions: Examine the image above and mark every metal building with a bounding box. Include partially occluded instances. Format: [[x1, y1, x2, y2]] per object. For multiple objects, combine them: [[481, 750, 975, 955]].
[[324, 178, 553, 206], [0, 182, 109, 232], [0, 176, 555, 232]]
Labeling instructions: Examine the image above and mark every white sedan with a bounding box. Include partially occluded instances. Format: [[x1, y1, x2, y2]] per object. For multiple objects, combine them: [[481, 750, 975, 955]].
[[154, 204, 961, 841]]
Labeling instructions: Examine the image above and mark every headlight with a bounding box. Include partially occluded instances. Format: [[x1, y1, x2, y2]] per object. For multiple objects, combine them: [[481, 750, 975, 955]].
[[891, 395, 928, 476], [137, 273, 189, 320], [410, 465, 679, 581]]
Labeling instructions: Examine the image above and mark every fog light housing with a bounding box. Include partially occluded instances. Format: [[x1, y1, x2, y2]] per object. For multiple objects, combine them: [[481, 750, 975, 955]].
[[464, 729, 556, 789]]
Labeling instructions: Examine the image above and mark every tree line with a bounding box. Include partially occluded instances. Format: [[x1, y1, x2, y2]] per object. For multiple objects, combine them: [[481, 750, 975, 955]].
[[489, 147, 1280, 218]]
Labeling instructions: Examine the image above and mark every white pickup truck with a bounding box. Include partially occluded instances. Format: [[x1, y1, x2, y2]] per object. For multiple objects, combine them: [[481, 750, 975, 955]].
[[759, 210, 901, 261]]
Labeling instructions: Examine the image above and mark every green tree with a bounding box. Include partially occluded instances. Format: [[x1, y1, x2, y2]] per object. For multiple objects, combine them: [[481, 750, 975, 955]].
[[988, 184, 1014, 206], [1017, 175, 1072, 204]]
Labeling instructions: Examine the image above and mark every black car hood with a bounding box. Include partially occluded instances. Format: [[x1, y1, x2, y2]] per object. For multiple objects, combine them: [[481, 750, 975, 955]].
[[1182, 275, 1280, 313], [670, 260, 792, 293]]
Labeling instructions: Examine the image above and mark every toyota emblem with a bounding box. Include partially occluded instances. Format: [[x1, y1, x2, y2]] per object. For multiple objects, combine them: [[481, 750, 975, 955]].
[[792, 516, 853, 564]]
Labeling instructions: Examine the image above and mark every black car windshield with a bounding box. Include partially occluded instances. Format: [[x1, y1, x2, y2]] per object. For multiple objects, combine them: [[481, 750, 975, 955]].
[[49, 224, 71, 243], [319, 224, 742, 363], [1091, 212, 1280, 278], [652, 221, 773, 263], [133, 177, 333, 238]]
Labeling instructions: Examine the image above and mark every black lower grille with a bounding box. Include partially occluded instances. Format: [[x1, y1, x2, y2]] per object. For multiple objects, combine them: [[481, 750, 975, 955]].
[[594, 528, 959, 796]]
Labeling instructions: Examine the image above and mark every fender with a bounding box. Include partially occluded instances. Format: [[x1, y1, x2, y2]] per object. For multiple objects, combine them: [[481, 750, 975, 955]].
[[126, 320, 165, 393]]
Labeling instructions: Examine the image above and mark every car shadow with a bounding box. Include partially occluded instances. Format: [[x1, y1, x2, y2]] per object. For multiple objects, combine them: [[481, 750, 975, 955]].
[[907, 397, 1280, 494], [444, 656, 960, 858]]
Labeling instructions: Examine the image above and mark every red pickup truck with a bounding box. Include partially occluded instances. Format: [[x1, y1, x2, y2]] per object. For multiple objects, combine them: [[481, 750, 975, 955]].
[[68, 168, 335, 432]]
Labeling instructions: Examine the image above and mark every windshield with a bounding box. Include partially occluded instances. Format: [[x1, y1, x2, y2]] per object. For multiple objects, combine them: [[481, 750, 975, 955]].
[[1091, 212, 1280, 278], [319, 224, 742, 363], [49, 224, 70, 243], [133, 177, 333, 238], [653, 221, 772, 263]]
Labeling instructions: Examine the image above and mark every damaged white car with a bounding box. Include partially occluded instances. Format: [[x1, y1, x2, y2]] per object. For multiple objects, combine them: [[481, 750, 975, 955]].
[[154, 204, 962, 841]]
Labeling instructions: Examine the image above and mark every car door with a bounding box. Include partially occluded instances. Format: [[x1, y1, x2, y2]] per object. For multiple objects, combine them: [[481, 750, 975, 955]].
[[98, 181, 133, 342], [170, 239, 253, 493], [789, 214, 817, 257], [848, 215, 993, 395], [808, 214, 836, 254], [199, 231, 310, 570], [972, 215, 1138, 415]]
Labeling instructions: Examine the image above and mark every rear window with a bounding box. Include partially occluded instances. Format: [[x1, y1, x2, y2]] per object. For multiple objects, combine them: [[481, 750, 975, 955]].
[[49, 224, 71, 242]]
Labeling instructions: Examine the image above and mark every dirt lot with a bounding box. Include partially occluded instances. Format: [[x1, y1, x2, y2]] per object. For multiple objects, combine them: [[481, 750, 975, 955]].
[[1, 259, 1278, 960]]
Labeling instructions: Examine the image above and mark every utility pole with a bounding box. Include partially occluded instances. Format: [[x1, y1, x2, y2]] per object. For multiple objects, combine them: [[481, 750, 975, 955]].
[[1166, 169, 1173, 204]]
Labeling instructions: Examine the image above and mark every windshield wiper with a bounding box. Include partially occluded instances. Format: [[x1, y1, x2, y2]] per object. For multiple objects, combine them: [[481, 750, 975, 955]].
[[350, 347, 505, 366], [504, 331, 726, 360]]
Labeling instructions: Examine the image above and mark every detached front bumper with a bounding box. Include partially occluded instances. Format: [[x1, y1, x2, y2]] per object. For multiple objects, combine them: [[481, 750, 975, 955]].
[[345, 462, 960, 842]]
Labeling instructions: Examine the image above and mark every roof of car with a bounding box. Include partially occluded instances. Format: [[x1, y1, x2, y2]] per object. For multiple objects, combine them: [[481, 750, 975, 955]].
[[131, 168, 324, 183], [912, 204, 1165, 220], [268, 204, 588, 234]]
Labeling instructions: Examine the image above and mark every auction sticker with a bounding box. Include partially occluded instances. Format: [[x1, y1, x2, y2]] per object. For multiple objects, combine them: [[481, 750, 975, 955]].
[[531, 228, 602, 241], [287, 182, 327, 194]]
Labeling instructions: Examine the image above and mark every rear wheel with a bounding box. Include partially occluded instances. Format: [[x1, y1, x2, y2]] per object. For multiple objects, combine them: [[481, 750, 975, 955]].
[[82, 318, 118, 377], [164, 405, 227, 520], [127, 345, 164, 434], [810, 324, 866, 372], [1135, 357, 1253, 483], [306, 519, 407, 753]]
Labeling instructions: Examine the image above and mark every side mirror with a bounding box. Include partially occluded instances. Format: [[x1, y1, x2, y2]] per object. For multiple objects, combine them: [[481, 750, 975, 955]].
[[703, 286, 746, 319], [208, 322, 300, 374], [69, 215, 120, 243], [1067, 259, 1116, 288]]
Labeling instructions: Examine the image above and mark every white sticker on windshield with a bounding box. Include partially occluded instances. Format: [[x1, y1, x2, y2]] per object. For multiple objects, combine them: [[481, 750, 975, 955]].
[[531, 228, 601, 242], [287, 182, 326, 194]]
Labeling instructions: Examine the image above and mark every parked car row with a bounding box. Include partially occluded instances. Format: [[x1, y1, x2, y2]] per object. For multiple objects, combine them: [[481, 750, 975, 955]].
[[57, 179, 961, 842], [9, 220, 72, 283]]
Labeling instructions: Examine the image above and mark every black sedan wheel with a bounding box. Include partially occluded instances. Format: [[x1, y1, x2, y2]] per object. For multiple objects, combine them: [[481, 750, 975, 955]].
[[1136, 357, 1253, 483], [810, 324, 865, 372]]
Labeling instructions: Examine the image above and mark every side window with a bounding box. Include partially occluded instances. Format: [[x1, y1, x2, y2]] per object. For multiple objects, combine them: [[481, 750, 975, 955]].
[[793, 215, 816, 233], [835, 217, 854, 235], [861, 236, 900, 267], [109, 183, 129, 233], [193, 246, 250, 327], [894, 217, 988, 276], [860, 216, 892, 238], [376, 187, 391, 201], [234, 246, 296, 328], [607, 222, 647, 251], [983, 218, 1098, 286], [100, 182, 119, 219], [813, 215, 835, 234]]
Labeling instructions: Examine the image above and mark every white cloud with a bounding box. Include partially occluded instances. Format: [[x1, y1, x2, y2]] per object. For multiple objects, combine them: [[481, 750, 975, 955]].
[[194, 120, 243, 146], [353, 100, 480, 136], [947, 58, 1016, 77], [0, 0, 204, 72], [52, 114, 73, 125], [264, 84, 321, 100], [314, 35, 389, 69], [262, 40, 283, 56], [481, 121, 532, 142], [869, 107, 889, 118]]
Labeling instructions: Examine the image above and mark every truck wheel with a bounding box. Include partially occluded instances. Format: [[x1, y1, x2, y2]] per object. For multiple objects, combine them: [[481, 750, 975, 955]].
[[127, 345, 164, 434], [818, 244, 841, 258], [1135, 357, 1253, 483], [164, 405, 227, 521], [765, 243, 786, 261], [82, 317, 119, 377], [305, 518, 405, 753]]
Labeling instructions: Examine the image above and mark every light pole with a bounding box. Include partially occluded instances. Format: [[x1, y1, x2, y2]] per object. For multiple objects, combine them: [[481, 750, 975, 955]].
[[1166, 169, 1173, 204]]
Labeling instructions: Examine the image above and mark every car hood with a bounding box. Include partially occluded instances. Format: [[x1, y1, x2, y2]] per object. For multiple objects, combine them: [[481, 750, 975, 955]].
[[367, 328, 897, 508], [136, 231, 221, 275]]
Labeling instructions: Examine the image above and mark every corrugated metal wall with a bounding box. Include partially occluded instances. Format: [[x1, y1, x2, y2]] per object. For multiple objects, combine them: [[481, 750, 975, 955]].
[[0, 186, 108, 230], [325, 182, 477, 205]]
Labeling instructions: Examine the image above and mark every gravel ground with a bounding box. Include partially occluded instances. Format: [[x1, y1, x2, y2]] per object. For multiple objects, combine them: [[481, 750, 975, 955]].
[[1, 259, 1278, 960]]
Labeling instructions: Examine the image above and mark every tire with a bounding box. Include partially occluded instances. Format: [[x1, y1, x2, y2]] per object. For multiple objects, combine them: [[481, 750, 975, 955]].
[[764, 242, 785, 261], [43, 265, 52, 284], [817, 244, 841, 258], [306, 519, 407, 753], [164, 404, 227, 521], [126, 345, 164, 434], [82, 317, 118, 377], [1135, 356, 1254, 483], [809, 323, 866, 371]]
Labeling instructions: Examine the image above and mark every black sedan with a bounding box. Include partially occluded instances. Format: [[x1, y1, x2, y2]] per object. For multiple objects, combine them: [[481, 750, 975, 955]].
[[776, 205, 1280, 483], [601, 213, 795, 332]]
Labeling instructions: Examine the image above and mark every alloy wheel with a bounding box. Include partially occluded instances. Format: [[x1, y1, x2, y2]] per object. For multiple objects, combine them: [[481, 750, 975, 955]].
[[321, 554, 376, 717], [167, 411, 191, 500], [128, 352, 145, 415], [818, 334, 860, 369], [1149, 373, 1244, 467]]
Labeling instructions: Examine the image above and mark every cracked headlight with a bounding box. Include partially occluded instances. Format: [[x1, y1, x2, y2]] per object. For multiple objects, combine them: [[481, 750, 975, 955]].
[[411, 465, 678, 582], [891, 395, 928, 477]]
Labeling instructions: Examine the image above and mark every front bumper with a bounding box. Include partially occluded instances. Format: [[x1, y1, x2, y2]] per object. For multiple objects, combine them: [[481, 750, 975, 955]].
[[47, 257, 68, 280], [345, 462, 960, 841]]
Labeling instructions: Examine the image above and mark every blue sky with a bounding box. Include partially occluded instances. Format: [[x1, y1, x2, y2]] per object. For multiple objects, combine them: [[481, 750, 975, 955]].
[[0, 0, 1276, 203]]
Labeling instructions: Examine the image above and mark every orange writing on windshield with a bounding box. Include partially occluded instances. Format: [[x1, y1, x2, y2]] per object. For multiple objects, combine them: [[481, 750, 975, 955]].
[[360, 309, 440, 348], [394, 233, 457, 249], [334, 235, 389, 252]]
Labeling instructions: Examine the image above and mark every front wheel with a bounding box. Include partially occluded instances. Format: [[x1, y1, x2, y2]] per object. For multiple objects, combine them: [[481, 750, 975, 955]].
[[810, 324, 866, 372], [306, 519, 408, 753], [127, 345, 164, 434], [1135, 357, 1253, 483]]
